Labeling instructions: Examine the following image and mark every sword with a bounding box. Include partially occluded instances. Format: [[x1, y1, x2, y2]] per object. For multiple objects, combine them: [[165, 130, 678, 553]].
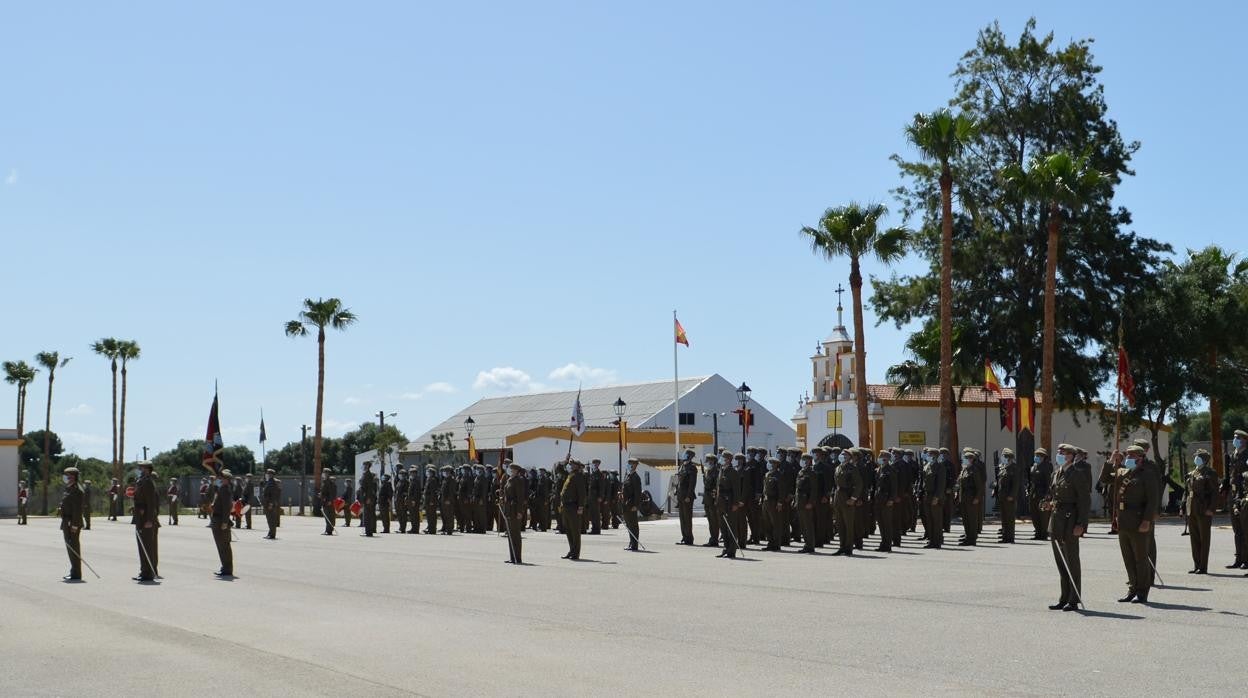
[[497, 502, 517, 563], [1148, 554, 1165, 587], [622, 514, 648, 551], [134, 528, 158, 578], [721, 512, 747, 559], [63, 536, 101, 579], [1051, 535, 1086, 610]]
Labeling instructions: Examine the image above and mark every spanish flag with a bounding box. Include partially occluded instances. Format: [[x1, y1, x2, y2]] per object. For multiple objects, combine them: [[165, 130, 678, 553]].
[[832, 360, 842, 392], [1017, 397, 1035, 434], [984, 360, 1002, 394], [467, 434, 478, 463], [675, 317, 689, 347]]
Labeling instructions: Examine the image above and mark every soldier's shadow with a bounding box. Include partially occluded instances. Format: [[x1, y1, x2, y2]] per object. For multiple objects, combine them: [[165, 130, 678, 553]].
[[1154, 585, 1210, 592], [1140, 601, 1211, 612], [570, 559, 618, 565], [1075, 609, 1144, 620]]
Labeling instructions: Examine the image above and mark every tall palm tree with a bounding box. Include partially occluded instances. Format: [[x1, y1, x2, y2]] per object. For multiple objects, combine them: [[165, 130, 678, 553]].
[[3, 360, 38, 435], [1003, 152, 1103, 453], [117, 340, 141, 471], [90, 338, 122, 478], [35, 351, 71, 514], [802, 203, 910, 448], [884, 324, 981, 455], [286, 298, 357, 503], [905, 109, 978, 454]]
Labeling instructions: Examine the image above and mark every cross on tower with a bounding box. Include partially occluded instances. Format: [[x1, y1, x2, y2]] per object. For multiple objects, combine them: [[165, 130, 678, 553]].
[[835, 283, 845, 326]]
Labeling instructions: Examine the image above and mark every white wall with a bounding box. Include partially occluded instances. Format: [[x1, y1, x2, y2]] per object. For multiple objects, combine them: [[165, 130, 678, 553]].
[[804, 399, 862, 449], [0, 435, 17, 516], [643, 374, 797, 453], [353, 446, 403, 487]]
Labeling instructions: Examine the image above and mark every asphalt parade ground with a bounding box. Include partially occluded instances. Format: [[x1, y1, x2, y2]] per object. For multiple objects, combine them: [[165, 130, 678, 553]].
[[2, 514, 1244, 697]]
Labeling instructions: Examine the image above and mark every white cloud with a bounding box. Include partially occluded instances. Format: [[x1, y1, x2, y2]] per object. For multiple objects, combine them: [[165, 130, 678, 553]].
[[60, 431, 109, 451], [66, 403, 95, 416], [548, 363, 618, 386], [5, 168, 16, 185], [343, 396, 362, 405], [473, 367, 543, 393], [400, 382, 457, 400]]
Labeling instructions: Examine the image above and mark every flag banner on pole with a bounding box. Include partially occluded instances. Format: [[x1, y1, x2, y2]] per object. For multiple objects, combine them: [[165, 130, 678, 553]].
[[467, 435, 478, 463], [832, 361, 842, 393], [984, 360, 1002, 394], [1016, 397, 1035, 433], [675, 317, 689, 347], [1117, 346, 1136, 408], [999, 398, 1016, 432], [259, 416, 267, 444], [734, 408, 754, 436], [570, 388, 586, 436], [202, 392, 224, 475], [619, 419, 628, 451]]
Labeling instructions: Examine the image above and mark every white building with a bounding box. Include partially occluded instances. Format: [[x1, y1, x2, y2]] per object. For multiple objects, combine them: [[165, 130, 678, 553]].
[[0, 428, 21, 517]]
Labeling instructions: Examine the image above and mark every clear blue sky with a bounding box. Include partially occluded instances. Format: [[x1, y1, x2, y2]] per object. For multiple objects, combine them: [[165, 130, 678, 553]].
[[3, 2, 1243, 460]]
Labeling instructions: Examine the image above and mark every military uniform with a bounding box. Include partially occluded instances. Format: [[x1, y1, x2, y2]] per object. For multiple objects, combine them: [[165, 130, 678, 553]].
[[996, 450, 1019, 543], [341, 481, 354, 527], [812, 449, 833, 546], [1223, 431, 1248, 568], [82, 481, 93, 530], [1115, 446, 1159, 602], [1028, 450, 1053, 540], [132, 464, 160, 581], [794, 457, 817, 553], [1185, 450, 1217, 574], [921, 450, 946, 548], [551, 464, 567, 533], [503, 465, 527, 563], [197, 478, 210, 519], [1045, 446, 1091, 610], [320, 473, 337, 535], [745, 449, 765, 545], [406, 469, 423, 533], [108, 479, 122, 521], [561, 463, 587, 559], [701, 456, 721, 547], [360, 467, 379, 536], [956, 450, 982, 546], [622, 460, 642, 551], [378, 474, 393, 533], [17, 481, 29, 525], [395, 472, 409, 533], [424, 468, 442, 534], [262, 470, 282, 539], [762, 458, 789, 552], [833, 452, 863, 555], [674, 453, 697, 545], [439, 468, 457, 534], [874, 452, 898, 552], [536, 469, 552, 531], [474, 467, 492, 533], [211, 471, 234, 577], [717, 457, 744, 558], [60, 469, 85, 580], [166, 479, 180, 525], [231, 478, 244, 528]]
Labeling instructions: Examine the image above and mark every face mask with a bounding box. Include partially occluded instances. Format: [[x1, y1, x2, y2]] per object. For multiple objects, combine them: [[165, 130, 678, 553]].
[[1195, 456, 1206, 467], [1055, 454, 1067, 467], [963, 458, 972, 467], [62, 475, 70, 484], [1235, 438, 1245, 449], [880, 460, 891, 468], [838, 454, 849, 464], [1034, 456, 1042, 465], [1124, 458, 1137, 470], [215, 479, 223, 487], [765, 463, 773, 471]]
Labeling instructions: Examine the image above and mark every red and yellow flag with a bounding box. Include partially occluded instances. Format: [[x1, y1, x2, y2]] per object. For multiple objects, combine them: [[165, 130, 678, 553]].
[[675, 317, 689, 347], [1017, 397, 1034, 433], [618, 420, 628, 451], [832, 360, 842, 392], [984, 360, 1002, 394], [1117, 346, 1136, 408], [467, 434, 478, 463]]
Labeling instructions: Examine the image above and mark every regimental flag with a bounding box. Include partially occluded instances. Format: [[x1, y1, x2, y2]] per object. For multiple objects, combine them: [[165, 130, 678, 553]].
[[1000, 398, 1016, 432], [675, 317, 689, 347], [734, 408, 754, 436], [202, 391, 224, 476], [984, 360, 1002, 394], [467, 435, 478, 463], [618, 419, 628, 451], [1118, 346, 1136, 408], [570, 387, 586, 436], [832, 361, 842, 393], [259, 413, 267, 444], [1017, 397, 1035, 434]]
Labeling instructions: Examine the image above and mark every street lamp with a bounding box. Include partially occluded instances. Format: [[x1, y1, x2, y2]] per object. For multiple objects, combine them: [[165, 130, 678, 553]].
[[736, 382, 752, 451], [376, 411, 398, 473], [701, 412, 727, 454], [464, 416, 475, 464], [613, 397, 627, 477]]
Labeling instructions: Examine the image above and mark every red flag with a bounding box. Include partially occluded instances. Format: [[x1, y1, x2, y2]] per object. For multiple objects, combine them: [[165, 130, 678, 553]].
[[675, 317, 689, 347], [1016, 397, 1034, 433], [202, 391, 223, 476], [1117, 346, 1136, 408], [734, 408, 754, 436], [983, 360, 1002, 394], [999, 398, 1016, 432]]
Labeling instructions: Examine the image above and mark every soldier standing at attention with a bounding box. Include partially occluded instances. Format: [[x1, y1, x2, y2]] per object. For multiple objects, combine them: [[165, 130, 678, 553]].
[[320, 468, 337, 535], [503, 462, 527, 563], [131, 461, 160, 582], [475, 465, 492, 533], [956, 449, 981, 546], [341, 478, 354, 527], [832, 449, 863, 556], [197, 477, 210, 520], [439, 465, 457, 534], [762, 456, 788, 552], [1185, 448, 1217, 574], [717, 454, 744, 559], [674, 450, 697, 545], [82, 480, 94, 530], [744, 448, 764, 545], [1221, 429, 1248, 569], [560, 460, 587, 560], [60, 467, 85, 581], [730, 454, 750, 549], [423, 467, 440, 534], [584, 459, 603, 535], [1028, 448, 1052, 540], [395, 469, 409, 533], [231, 475, 244, 529], [621, 458, 643, 551], [921, 448, 946, 549], [811, 447, 833, 547], [1045, 444, 1090, 611], [1130, 439, 1162, 580], [17, 479, 29, 525], [536, 468, 553, 532], [940, 448, 955, 534], [243, 473, 258, 530], [166, 477, 180, 525], [794, 454, 817, 554], [360, 462, 379, 537], [378, 473, 394, 534], [701, 454, 721, 547], [108, 477, 121, 521], [874, 450, 898, 553], [211, 469, 235, 578], [552, 463, 567, 534], [1115, 445, 1159, 603], [996, 449, 1018, 544], [407, 468, 422, 534], [262, 469, 281, 540]]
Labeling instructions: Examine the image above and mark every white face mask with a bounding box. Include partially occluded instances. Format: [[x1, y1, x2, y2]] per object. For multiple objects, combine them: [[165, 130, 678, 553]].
[[1194, 456, 1206, 467], [215, 478, 223, 487], [62, 475, 70, 484], [1235, 438, 1245, 450], [1055, 454, 1068, 467], [838, 454, 849, 464]]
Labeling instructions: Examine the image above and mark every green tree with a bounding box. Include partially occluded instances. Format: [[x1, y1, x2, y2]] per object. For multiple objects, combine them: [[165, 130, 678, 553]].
[[3, 360, 38, 435], [884, 322, 983, 455], [904, 108, 978, 454], [117, 340, 140, 472], [35, 351, 71, 513], [90, 338, 121, 476], [19, 429, 63, 486], [285, 298, 358, 500], [801, 203, 909, 448], [1180, 409, 1248, 445], [1003, 151, 1104, 453], [373, 424, 408, 473], [418, 432, 458, 467], [876, 19, 1170, 462]]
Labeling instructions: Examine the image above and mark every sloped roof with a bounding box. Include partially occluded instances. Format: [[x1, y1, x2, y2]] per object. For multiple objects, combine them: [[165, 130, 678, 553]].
[[867, 384, 1042, 406], [406, 377, 711, 452]]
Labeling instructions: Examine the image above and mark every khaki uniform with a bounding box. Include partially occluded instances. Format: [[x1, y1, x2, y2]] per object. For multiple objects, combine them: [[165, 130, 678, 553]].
[[320, 477, 337, 534], [132, 473, 160, 580], [60, 482, 85, 579], [1116, 464, 1160, 599], [1047, 460, 1091, 607], [674, 462, 696, 544], [166, 482, 180, 525], [921, 460, 946, 548], [561, 469, 587, 559], [794, 464, 818, 553], [833, 460, 863, 554], [1028, 458, 1052, 540], [504, 472, 527, 563], [1185, 464, 1217, 573], [262, 477, 282, 539], [717, 464, 744, 558], [874, 461, 898, 552], [763, 467, 790, 552], [996, 460, 1018, 542], [622, 470, 642, 551], [702, 463, 720, 546], [211, 481, 234, 575]]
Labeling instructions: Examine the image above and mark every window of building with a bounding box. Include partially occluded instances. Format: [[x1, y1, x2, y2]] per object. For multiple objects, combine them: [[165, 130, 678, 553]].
[[678, 412, 695, 426], [644, 472, 650, 486]]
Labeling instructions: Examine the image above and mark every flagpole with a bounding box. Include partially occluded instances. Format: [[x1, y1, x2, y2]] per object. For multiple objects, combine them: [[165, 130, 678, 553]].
[[673, 310, 680, 464], [259, 409, 266, 476]]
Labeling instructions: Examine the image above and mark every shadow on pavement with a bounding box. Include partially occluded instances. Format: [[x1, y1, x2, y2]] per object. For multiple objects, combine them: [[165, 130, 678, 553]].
[[1075, 609, 1144, 620]]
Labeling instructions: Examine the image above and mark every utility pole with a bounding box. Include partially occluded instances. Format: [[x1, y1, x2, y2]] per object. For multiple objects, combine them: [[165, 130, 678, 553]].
[[701, 412, 726, 454], [300, 424, 309, 516], [141, 446, 149, 460], [376, 410, 397, 474]]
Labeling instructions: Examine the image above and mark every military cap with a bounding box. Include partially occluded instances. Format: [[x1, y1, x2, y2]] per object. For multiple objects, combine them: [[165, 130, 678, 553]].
[[904, 449, 916, 456], [684, 448, 696, 455], [703, 454, 718, 463], [766, 456, 780, 464], [1034, 448, 1048, 456], [1126, 445, 1145, 455], [591, 458, 602, 464], [877, 450, 891, 459], [1235, 429, 1248, 439], [799, 453, 813, 461], [733, 452, 746, 460], [63, 467, 79, 475], [381, 473, 390, 480], [220, 469, 233, 478], [170, 477, 178, 481], [1194, 448, 1210, 458], [508, 462, 524, 472], [324, 467, 334, 474], [84, 479, 92, 484], [627, 457, 640, 464], [938, 447, 950, 455], [1132, 439, 1150, 450], [786, 447, 802, 454], [137, 460, 153, 468], [440, 465, 453, 471], [1001, 447, 1014, 457], [1056, 443, 1074, 452]]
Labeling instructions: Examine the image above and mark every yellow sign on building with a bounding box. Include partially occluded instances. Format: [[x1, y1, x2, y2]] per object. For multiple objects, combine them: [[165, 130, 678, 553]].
[[898, 431, 926, 446], [826, 410, 843, 429]]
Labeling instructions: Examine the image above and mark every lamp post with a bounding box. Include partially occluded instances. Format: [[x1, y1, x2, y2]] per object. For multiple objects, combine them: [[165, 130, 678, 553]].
[[300, 424, 310, 516], [464, 416, 476, 463], [377, 410, 397, 473], [701, 412, 727, 454], [613, 397, 627, 478], [736, 382, 752, 452]]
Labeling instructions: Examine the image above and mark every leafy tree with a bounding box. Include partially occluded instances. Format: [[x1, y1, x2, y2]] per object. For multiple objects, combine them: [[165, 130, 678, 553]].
[[801, 203, 909, 448], [904, 108, 978, 453], [19, 429, 63, 486], [285, 297, 358, 498], [117, 340, 140, 473], [884, 321, 983, 456], [373, 424, 408, 473], [3, 360, 38, 435], [876, 18, 1170, 462], [151, 439, 257, 478], [90, 338, 121, 475], [35, 351, 71, 514], [1180, 409, 1248, 445], [417, 432, 459, 467]]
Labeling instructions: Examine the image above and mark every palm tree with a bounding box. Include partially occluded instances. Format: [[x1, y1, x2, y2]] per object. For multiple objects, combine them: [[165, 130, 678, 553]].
[[90, 338, 122, 478], [1003, 152, 1103, 453], [905, 109, 978, 454], [885, 324, 981, 455], [35, 351, 71, 514], [117, 340, 141, 471], [286, 298, 357, 505], [802, 203, 909, 448], [3, 360, 38, 435]]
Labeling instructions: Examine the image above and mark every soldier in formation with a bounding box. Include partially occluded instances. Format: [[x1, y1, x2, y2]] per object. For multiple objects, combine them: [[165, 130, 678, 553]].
[[561, 460, 587, 560], [700, 454, 720, 547], [83, 480, 94, 530], [210, 469, 234, 578], [1043, 444, 1091, 611], [320, 469, 337, 535], [1223, 429, 1248, 569], [61, 467, 85, 581], [1183, 448, 1216, 575], [167, 477, 180, 525], [262, 468, 282, 540], [503, 462, 527, 564], [132, 460, 160, 582], [378, 473, 393, 534], [674, 450, 697, 545], [17, 479, 29, 525], [360, 462, 378, 537], [621, 458, 642, 551]]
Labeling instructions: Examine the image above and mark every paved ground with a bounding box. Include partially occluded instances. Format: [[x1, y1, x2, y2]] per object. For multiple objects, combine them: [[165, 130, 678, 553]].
[[1, 513, 1245, 696]]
